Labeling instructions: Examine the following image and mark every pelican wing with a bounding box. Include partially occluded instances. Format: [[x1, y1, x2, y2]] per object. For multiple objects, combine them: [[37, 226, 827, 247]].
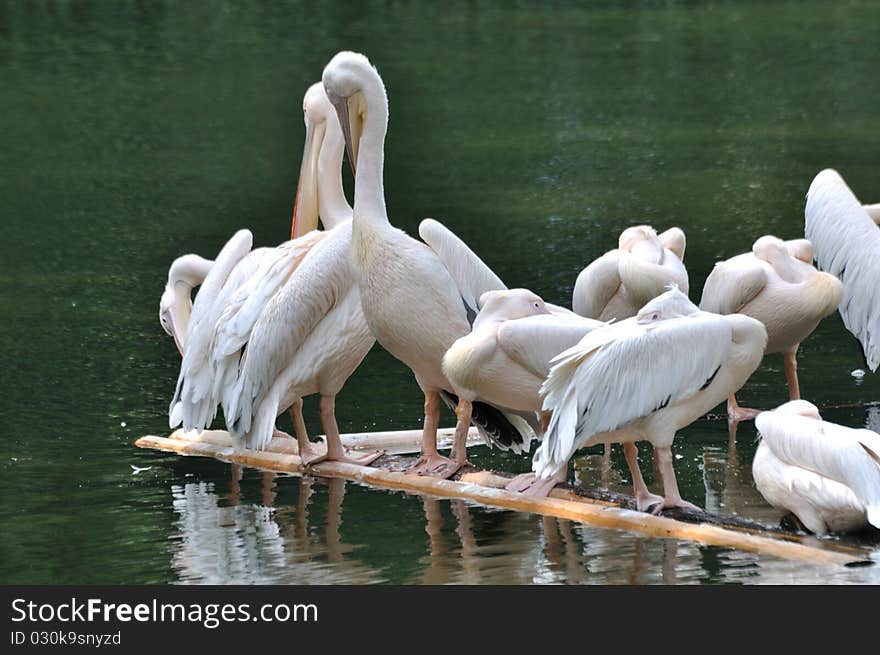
[[169, 229, 253, 429], [224, 227, 353, 444], [805, 168, 880, 371], [497, 314, 605, 380], [755, 408, 880, 528], [572, 251, 621, 319], [418, 218, 506, 315], [535, 313, 731, 478], [699, 257, 766, 315]]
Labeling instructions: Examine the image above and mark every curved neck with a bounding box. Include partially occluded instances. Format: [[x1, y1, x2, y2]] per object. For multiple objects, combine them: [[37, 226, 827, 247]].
[[353, 77, 389, 227], [317, 126, 353, 228]]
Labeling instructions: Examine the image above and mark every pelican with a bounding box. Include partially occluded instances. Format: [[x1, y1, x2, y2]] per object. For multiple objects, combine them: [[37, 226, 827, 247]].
[[573, 225, 689, 321], [536, 287, 767, 511], [753, 400, 880, 534], [805, 168, 880, 372], [322, 51, 533, 478], [220, 83, 383, 465], [442, 288, 604, 494], [168, 84, 360, 460], [699, 235, 843, 421], [159, 253, 213, 355]]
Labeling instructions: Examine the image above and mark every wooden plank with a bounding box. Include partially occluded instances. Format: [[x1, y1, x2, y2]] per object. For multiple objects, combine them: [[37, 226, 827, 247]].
[[135, 432, 874, 568]]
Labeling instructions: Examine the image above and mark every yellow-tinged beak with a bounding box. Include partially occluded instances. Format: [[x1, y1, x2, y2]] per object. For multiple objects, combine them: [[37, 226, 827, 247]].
[[330, 94, 361, 177], [291, 122, 324, 239]]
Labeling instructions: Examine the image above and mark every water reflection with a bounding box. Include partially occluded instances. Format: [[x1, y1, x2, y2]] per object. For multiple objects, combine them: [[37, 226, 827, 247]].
[[167, 461, 880, 585]]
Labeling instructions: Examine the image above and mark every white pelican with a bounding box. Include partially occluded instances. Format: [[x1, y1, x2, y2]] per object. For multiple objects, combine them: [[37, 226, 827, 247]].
[[753, 400, 880, 534], [536, 287, 767, 511], [442, 288, 604, 494], [168, 84, 361, 462], [219, 84, 383, 465], [573, 225, 689, 321], [699, 235, 843, 421], [159, 253, 213, 355], [805, 168, 880, 372], [322, 51, 531, 478]]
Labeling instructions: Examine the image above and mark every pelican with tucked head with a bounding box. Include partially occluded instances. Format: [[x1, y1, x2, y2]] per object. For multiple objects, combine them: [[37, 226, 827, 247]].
[[537, 287, 767, 511], [168, 83, 380, 471], [805, 168, 880, 372], [699, 235, 843, 421], [753, 400, 880, 534], [573, 225, 689, 321], [160, 254, 214, 355], [322, 51, 534, 478], [443, 288, 604, 495]]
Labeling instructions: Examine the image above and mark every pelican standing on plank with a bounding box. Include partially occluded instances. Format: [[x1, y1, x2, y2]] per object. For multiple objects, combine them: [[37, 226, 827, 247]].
[[322, 51, 531, 478], [169, 84, 372, 469], [573, 225, 688, 321], [537, 287, 767, 511], [160, 254, 213, 355], [753, 400, 880, 534], [219, 85, 382, 465], [805, 168, 880, 372], [699, 235, 842, 421], [443, 288, 604, 495]]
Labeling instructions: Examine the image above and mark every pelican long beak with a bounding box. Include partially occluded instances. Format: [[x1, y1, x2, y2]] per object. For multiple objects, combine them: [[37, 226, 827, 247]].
[[330, 94, 361, 177], [168, 306, 187, 356], [291, 122, 324, 239]]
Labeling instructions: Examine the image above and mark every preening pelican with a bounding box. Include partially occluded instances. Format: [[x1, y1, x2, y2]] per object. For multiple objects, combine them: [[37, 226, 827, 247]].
[[573, 225, 689, 320], [753, 400, 880, 534], [699, 235, 842, 421], [322, 51, 530, 478], [805, 168, 880, 372], [160, 254, 213, 355], [169, 83, 371, 469], [443, 289, 604, 494], [537, 287, 767, 511], [219, 84, 382, 465]]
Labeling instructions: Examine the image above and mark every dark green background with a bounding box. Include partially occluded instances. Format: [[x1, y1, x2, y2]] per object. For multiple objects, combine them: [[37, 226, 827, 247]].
[[1, 0, 878, 584]]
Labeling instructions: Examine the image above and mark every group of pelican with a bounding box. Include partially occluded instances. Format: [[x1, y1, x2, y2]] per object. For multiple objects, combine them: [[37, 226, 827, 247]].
[[159, 51, 880, 535]]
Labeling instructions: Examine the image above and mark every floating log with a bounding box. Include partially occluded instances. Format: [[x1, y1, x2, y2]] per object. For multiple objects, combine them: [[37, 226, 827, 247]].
[[135, 429, 875, 568]]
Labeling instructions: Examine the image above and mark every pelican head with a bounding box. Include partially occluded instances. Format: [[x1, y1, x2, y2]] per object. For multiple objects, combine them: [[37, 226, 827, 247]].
[[477, 289, 550, 324], [291, 83, 349, 239], [322, 51, 384, 177], [160, 253, 213, 355], [766, 399, 823, 421], [752, 235, 788, 260], [619, 225, 663, 263], [636, 285, 698, 324]]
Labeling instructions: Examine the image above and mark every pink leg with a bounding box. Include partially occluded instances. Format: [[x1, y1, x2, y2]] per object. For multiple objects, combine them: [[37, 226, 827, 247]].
[[623, 442, 664, 512], [305, 395, 383, 466], [407, 392, 466, 478], [652, 445, 701, 514], [783, 348, 801, 401], [288, 397, 324, 464], [727, 394, 761, 422]]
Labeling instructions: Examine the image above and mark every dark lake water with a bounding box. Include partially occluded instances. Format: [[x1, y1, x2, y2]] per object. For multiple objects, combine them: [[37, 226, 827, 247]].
[[2, 0, 879, 584]]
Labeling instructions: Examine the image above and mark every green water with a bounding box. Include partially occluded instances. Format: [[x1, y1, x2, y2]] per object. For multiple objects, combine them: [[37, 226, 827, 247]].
[[2, 0, 880, 584]]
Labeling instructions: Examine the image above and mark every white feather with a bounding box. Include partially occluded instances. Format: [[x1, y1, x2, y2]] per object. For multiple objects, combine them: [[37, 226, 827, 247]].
[[805, 168, 880, 371]]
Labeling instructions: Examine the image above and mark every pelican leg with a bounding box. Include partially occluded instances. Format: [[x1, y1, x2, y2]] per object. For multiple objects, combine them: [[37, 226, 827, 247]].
[[726, 394, 761, 422], [783, 348, 801, 401], [407, 391, 463, 478], [623, 442, 663, 512], [505, 468, 567, 497], [652, 445, 701, 514], [312, 395, 383, 466], [289, 398, 324, 465]]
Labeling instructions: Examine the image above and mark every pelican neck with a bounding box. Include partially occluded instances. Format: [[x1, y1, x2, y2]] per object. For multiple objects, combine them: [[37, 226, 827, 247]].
[[317, 126, 353, 227], [352, 72, 389, 227]]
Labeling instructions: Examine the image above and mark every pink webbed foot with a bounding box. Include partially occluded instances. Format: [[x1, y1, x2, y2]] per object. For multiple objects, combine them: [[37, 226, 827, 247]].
[[650, 496, 702, 516], [406, 453, 467, 479], [299, 439, 383, 467], [727, 404, 761, 423], [505, 471, 566, 498], [634, 489, 666, 513]]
